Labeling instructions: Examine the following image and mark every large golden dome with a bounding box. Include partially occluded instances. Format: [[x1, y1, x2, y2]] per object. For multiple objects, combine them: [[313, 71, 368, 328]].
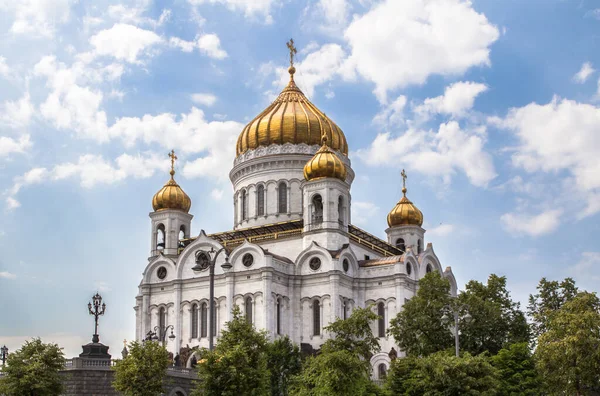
[[387, 170, 423, 227], [304, 137, 347, 181], [152, 151, 191, 213], [236, 66, 348, 157]]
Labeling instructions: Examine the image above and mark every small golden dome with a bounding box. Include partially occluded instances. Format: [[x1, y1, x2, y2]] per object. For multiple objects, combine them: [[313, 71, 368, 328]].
[[152, 151, 191, 213], [387, 170, 423, 227], [304, 136, 347, 181], [236, 64, 348, 157]]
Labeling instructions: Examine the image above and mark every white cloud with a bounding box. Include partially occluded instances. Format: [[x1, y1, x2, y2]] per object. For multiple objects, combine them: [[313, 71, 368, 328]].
[[271, 43, 345, 97], [319, 0, 349, 26], [94, 281, 111, 292], [169, 34, 227, 59], [0, 0, 74, 37], [341, 0, 499, 103], [191, 93, 217, 107], [415, 81, 488, 118], [0, 57, 10, 77], [0, 135, 32, 158], [492, 97, 600, 217], [357, 121, 496, 187], [571, 252, 600, 285], [351, 201, 379, 226], [1, 93, 34, 128], [428, 223, 454, 237], [107, 5, 171, 28], [211, 189, 224, 200], [0, 271, 16, 279], [500, 209, 562, 237], [188, 0, 277, 22], [373, 95, 407, 127], [87, 24, 163, 64], [573, 62, 595, 83], [5, 197, 20, 210]]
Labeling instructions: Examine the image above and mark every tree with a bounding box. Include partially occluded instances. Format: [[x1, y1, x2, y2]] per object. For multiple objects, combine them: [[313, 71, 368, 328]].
[[321, 306, 380, 362], [535, 292, 600, 395], [265, 336, 302, 396], [388, 271, 454, 357], [527, 277, 578, 341], [0, 338, 65, 396], [459, 274, 530, 355], [491, 342, 541, 396], [112, 340, 171, 396], [386, 351, 500, 395], [193, 305, 270, 396]]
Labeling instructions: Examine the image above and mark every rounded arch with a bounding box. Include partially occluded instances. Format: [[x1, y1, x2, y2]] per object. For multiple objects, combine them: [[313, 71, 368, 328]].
[[144, 256, 176, 283], [168, 387, 188, 396], [228, 241, 266, 271], [295, 242, 332, 275], [175, 233, 225, 279], [276, 181, 288, 214], [370, 352, 391, 380], [337, 248, 359, 276]]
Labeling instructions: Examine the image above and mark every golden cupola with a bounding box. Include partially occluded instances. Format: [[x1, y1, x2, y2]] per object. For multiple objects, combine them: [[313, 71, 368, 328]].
[[387, 170, 423, 227], [304, 136, 347, 181], [236, 39, 348, 157], [152, 150, 191, 213]]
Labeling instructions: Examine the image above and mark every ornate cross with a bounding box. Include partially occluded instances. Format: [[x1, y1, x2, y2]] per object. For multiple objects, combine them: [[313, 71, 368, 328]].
[[401, 169, 407, 189], [169, 150, 177, 175], [286, 38, 297, 67]]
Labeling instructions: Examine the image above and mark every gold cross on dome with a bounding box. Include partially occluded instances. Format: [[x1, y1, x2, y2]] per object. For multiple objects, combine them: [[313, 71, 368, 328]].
[[169, 150, 177, 175], [401, 169, 407, 189], [286, 38, 297, 67]]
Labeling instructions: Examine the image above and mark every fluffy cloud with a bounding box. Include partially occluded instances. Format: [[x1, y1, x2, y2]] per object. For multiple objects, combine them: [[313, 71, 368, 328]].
[[318, 0, 349, 26], [0, 135, 32, 158], [341, 0, 499, 103], [428, 223, 455, 237], [500, 209, 562, 237], [573, 62, 595, 83], [171, 34, 228, 59], [188, 0, 278, 22], [191, 93, 217, 106], [571, 252, 600, 285], [211, 189, 224, 200], [357, 121, 496, 187], [373, 95, 407, 127], [0, 0, 74, 37], [415, 81, 488, 118], [0, 271, 17, 279], [351, 201, 379, 226], [88, 24, 163, 64], [492, 97, 600, 217], [1, 93, 34, 128], [0, 57, 9, 77]]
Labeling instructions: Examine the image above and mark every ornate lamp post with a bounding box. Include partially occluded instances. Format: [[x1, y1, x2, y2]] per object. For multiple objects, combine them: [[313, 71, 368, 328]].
[[88, 292, 106, 343], [144, 325, 176, 345], [444, 301, 471, 357], [192, 245, 231, 351], [1, 345, 8, 367]]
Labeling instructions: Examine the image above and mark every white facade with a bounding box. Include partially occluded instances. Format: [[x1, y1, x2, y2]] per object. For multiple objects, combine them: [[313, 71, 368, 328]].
[[136, 141, 456, 380]]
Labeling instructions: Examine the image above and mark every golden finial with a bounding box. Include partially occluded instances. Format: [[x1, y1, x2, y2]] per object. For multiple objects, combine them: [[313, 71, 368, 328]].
[[321, 134, 328, 146], [168, 150, 177, 178], [286, 38, 297, 79], [401, 169, 408, 196]]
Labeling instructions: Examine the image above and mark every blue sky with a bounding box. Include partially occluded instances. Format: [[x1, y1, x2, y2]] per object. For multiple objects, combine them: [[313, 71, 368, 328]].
[[0, 0, 599, 357]]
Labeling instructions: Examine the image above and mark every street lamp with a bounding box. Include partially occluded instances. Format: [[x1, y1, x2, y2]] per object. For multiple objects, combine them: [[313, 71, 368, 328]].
[[444, 302, 471, 357], [1, 345, 8, 367], [144, 325, 176, 345], [88, 292, 106, 343], [192, 246, 231, 351]]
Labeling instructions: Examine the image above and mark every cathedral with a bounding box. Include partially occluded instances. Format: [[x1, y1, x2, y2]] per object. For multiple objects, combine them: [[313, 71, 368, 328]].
[[134, 43, 457, 379]]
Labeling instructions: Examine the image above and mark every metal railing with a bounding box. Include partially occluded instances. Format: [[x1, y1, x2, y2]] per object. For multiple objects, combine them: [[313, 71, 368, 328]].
[[61, 358, 196, 378]]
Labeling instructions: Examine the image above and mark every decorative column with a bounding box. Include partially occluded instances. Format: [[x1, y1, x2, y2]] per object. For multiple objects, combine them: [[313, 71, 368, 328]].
[[174, 282, 182, 355], [262, 270, 273, 335], [330, 273, 340, 322]]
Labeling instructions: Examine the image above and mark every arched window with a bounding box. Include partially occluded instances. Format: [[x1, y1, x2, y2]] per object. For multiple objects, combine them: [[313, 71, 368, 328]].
[[278, 182, 287, 213], [312, 194, 323, 224], [156, 224, 165, 250], [377, 302, 385, 338], [179, 225, 186, 248], [406, 263, 412, 276], [417, 239, 423, 254], [191, 304, 198, 338], [257, 185, 265, 216], [241, 190, 248, 220], [338, 196, 344, 225], [313, 300, 321, 336], [378, 363, 387, 379], [245, 297, 253, 324], [426, 264, 433, 273], [276, 299, 281, 335], [200, 303, 207, 337], [159, 307, 166, 340], [395, 238, 405, 252], [342, 300, 348, 320], [211, 300, 217, 336]]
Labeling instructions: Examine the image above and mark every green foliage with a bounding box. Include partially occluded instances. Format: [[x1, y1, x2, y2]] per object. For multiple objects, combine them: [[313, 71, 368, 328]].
[[535, 292, 600, 395], [386, 352, 501, 396], [193, 305, 270, 396], [491, 343, 541, 396], [322, 306, 380, 362], [459, 274, 530, 355], [265, 336, 302, 396], [289, 350, 376, 396], [527, 277, 578, 342], [388, 271, 454, 357], [0, 338, 65, 396], [112, 340, 170, 396]]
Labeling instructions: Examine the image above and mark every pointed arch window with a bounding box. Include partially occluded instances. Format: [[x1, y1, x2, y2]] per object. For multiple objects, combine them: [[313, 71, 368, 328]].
[[276, 299, 281, 335], [257, 185, 265, 216], [417, 239, 423, 254], [313, 300, 321, 336], [278, 182, 287, 213], [395, 238, 405, 252], [241, 190, 248, 220], [312, 194, 323, 224], [191, 304, 198, 338], [156, 224, 165, 250], [245, 297, 253, 324], [342, 299, 348, 320], [378, 364, 387, 379], [426, 264, 433, 274], [200, 303, 208, 337], [377, 302, 385, 338]]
